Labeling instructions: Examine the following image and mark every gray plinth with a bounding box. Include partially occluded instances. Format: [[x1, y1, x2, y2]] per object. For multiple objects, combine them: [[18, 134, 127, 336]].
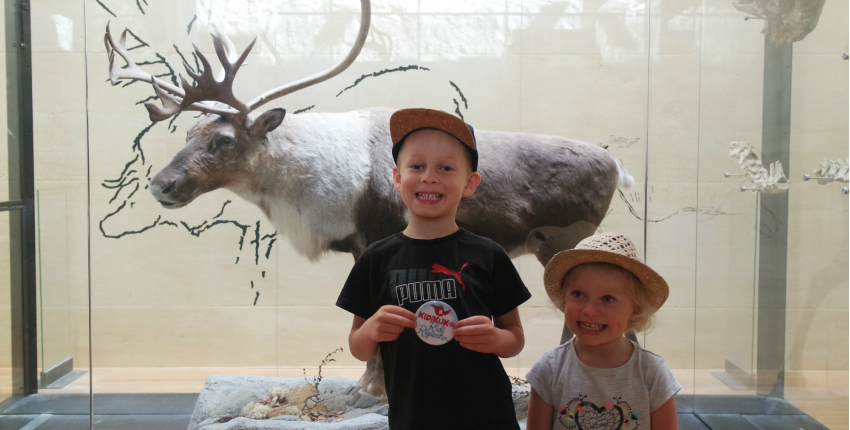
[[189, 376, 390, 430], [191, 375, 530, 430]]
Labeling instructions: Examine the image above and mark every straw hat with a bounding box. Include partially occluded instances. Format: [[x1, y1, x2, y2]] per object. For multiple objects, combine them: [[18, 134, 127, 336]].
[[543, 232, 669, 311]]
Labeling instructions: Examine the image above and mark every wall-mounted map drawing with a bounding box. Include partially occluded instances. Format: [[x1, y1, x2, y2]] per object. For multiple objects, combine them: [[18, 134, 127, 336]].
[[733, 0, 826, 45], [729, 141, 789, 194]]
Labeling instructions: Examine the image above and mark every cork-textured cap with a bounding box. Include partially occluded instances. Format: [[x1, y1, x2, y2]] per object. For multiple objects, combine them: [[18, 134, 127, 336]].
[[543, 232, 669, 312], [390, 108, 478, 171]]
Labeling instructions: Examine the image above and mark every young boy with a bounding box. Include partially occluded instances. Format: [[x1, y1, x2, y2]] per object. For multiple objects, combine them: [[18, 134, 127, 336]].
[[336, 108, 531, 429]]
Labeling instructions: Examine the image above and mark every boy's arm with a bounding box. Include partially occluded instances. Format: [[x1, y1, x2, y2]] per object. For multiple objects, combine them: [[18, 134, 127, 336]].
[[454, 307, 525, 358], [649, 396, 678, 430], [348, 305, 417, 361], [526, 387, 554, 430]]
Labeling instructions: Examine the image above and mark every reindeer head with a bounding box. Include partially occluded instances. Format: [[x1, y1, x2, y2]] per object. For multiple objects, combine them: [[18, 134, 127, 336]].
[[148, 108, 286, 207], [104, 0, 370, 208]]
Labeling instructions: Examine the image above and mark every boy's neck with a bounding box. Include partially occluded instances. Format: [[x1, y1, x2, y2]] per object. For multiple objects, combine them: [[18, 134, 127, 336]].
[[573, 336, 635, 369], [403, 215, 461, 240]]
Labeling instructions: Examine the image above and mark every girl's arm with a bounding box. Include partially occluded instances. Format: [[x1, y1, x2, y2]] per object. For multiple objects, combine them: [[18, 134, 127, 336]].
[[649, 396, 678, 430], [526, 387, 554, 430]]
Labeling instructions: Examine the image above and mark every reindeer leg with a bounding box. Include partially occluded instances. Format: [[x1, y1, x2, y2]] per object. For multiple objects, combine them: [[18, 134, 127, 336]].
[[347, 354, 387, 408], [525, 221, 598, 266], [527, 221, 599, 346], [343, 241, 388, 408]]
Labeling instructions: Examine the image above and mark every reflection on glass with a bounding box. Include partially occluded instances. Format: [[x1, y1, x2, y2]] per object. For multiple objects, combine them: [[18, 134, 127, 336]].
[[0, 1, 20, 202], [1, 0, 11, 202], [37, 189, 76, 388], [723, 190, 758, 383], [695, 183, 760, 392], [0, 211, 12, 404]]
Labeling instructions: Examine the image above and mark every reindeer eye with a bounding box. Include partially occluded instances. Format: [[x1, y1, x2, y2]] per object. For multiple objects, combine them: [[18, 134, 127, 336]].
[[216, 137, 235, 147]]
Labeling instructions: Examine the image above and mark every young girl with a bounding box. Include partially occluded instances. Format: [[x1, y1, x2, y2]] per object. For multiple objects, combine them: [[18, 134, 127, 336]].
[[526, 232, 681, 430]]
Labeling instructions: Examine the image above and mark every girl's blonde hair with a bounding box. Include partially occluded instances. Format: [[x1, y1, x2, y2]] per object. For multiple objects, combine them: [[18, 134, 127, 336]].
[[556, 262, 657, 333]]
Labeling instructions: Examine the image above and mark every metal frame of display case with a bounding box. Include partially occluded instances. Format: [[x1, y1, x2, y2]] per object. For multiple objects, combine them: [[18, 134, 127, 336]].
[[1, 0, 37, 409]]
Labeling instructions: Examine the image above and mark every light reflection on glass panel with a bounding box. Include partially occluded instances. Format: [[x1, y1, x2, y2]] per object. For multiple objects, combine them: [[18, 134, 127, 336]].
[[0, 210, 12, 404], [0, 0, 9, 203], [781, 0, 850, 426], [84, 0, 651, 397], [36, 189, 74, 387]]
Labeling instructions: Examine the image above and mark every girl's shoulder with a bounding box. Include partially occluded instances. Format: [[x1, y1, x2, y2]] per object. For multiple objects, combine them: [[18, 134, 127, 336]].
[[536, 339, 577, 366], [632, 341, 671, 367], [630, 342, 678, 386]]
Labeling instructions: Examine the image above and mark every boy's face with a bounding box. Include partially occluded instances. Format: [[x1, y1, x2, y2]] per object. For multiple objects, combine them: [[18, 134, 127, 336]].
[[562, 264, 640, 348], [392, 129, 481, 223]]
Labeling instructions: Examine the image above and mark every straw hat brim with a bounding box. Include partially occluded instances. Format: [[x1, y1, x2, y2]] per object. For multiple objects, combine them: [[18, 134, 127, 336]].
[[544, 249, 669, 311]]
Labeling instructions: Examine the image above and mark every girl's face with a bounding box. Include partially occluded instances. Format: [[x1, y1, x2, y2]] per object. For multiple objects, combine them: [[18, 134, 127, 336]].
[[563, 264, 640, 348]]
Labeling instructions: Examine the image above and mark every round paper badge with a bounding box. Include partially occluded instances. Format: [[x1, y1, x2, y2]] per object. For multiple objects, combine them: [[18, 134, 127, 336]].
[[414, 301, 458, 346]]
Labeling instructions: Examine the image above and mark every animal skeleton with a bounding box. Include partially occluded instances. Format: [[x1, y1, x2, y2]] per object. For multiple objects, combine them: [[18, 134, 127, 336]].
[[729, 141, 789, 194], [807, 158, 849, 184], [732, 0, 826, 46]]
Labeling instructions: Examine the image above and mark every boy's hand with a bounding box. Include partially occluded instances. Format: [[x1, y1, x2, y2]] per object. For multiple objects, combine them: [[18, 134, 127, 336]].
[[362, 305, 417, 343], [349, 306, 416, 361], [454, 309, 524, 358], [454, 316, 502, 354]]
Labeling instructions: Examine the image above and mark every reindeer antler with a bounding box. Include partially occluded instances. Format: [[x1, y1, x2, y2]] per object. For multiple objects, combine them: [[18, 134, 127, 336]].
[[146, 34, 255, 121], [105, 22, 249, 122], [104, 22, 184, 97], [105, 0, 371, 125], [246, 0, 371, 112]]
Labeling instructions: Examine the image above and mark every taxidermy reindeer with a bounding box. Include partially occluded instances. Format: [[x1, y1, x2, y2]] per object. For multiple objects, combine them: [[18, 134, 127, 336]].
[[104, 0, 631, 405]]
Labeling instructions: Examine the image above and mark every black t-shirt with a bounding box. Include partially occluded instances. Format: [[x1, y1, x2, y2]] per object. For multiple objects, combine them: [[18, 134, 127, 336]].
[[336, 229, 531, 430]]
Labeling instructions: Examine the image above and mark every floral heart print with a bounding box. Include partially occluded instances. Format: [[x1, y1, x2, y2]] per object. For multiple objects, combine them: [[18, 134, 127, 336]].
[[557, 395, 640, 429]]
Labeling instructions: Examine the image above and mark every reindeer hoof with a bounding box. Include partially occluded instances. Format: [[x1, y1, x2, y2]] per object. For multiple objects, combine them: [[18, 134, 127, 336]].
[[344, 384, 361, 395], [353, 393, 382, 408], [347, 391, 383, 408]]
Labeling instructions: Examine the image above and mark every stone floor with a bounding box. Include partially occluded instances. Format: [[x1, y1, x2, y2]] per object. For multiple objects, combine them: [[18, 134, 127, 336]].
[[0, 393, 196, 430], [0, 393, 833, 430]]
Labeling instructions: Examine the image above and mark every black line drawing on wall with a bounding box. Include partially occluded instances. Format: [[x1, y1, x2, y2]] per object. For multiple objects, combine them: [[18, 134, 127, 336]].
[[98, 6, 736, 306], [97, 10, 468, 306]]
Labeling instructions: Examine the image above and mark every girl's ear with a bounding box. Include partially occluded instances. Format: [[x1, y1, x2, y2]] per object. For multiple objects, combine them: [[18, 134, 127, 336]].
[[630, 304, 643, 320]]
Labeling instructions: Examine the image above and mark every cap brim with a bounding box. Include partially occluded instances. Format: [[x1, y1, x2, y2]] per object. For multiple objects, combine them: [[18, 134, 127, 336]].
[[390, 108, 476, 151], [543, 249, 669, 311]]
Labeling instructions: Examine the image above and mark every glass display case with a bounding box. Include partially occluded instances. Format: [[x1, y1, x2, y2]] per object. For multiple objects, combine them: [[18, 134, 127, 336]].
[[0, 0, 845, 428]]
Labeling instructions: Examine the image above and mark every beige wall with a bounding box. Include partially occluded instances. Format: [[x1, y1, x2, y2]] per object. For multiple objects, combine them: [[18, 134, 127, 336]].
[[27, 0, 847, 384], [784, 1, 849, 374]]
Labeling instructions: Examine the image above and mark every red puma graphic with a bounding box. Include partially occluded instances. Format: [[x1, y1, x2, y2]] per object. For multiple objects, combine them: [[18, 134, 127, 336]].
[[433, 304, 452, 316], [432, 263, 468, 290]]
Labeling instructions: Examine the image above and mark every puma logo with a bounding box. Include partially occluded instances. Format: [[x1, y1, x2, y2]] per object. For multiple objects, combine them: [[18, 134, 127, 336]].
[[432, 263, 468, 290]]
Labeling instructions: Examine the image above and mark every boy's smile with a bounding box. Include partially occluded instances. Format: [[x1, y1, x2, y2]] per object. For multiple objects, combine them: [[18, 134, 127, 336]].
[[393, 129, 480, 233], [416, 192, 443, 203]]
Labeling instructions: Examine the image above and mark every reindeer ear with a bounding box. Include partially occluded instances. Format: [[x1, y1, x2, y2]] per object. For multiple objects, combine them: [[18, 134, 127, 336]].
[[248, 108, 286, 138]]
